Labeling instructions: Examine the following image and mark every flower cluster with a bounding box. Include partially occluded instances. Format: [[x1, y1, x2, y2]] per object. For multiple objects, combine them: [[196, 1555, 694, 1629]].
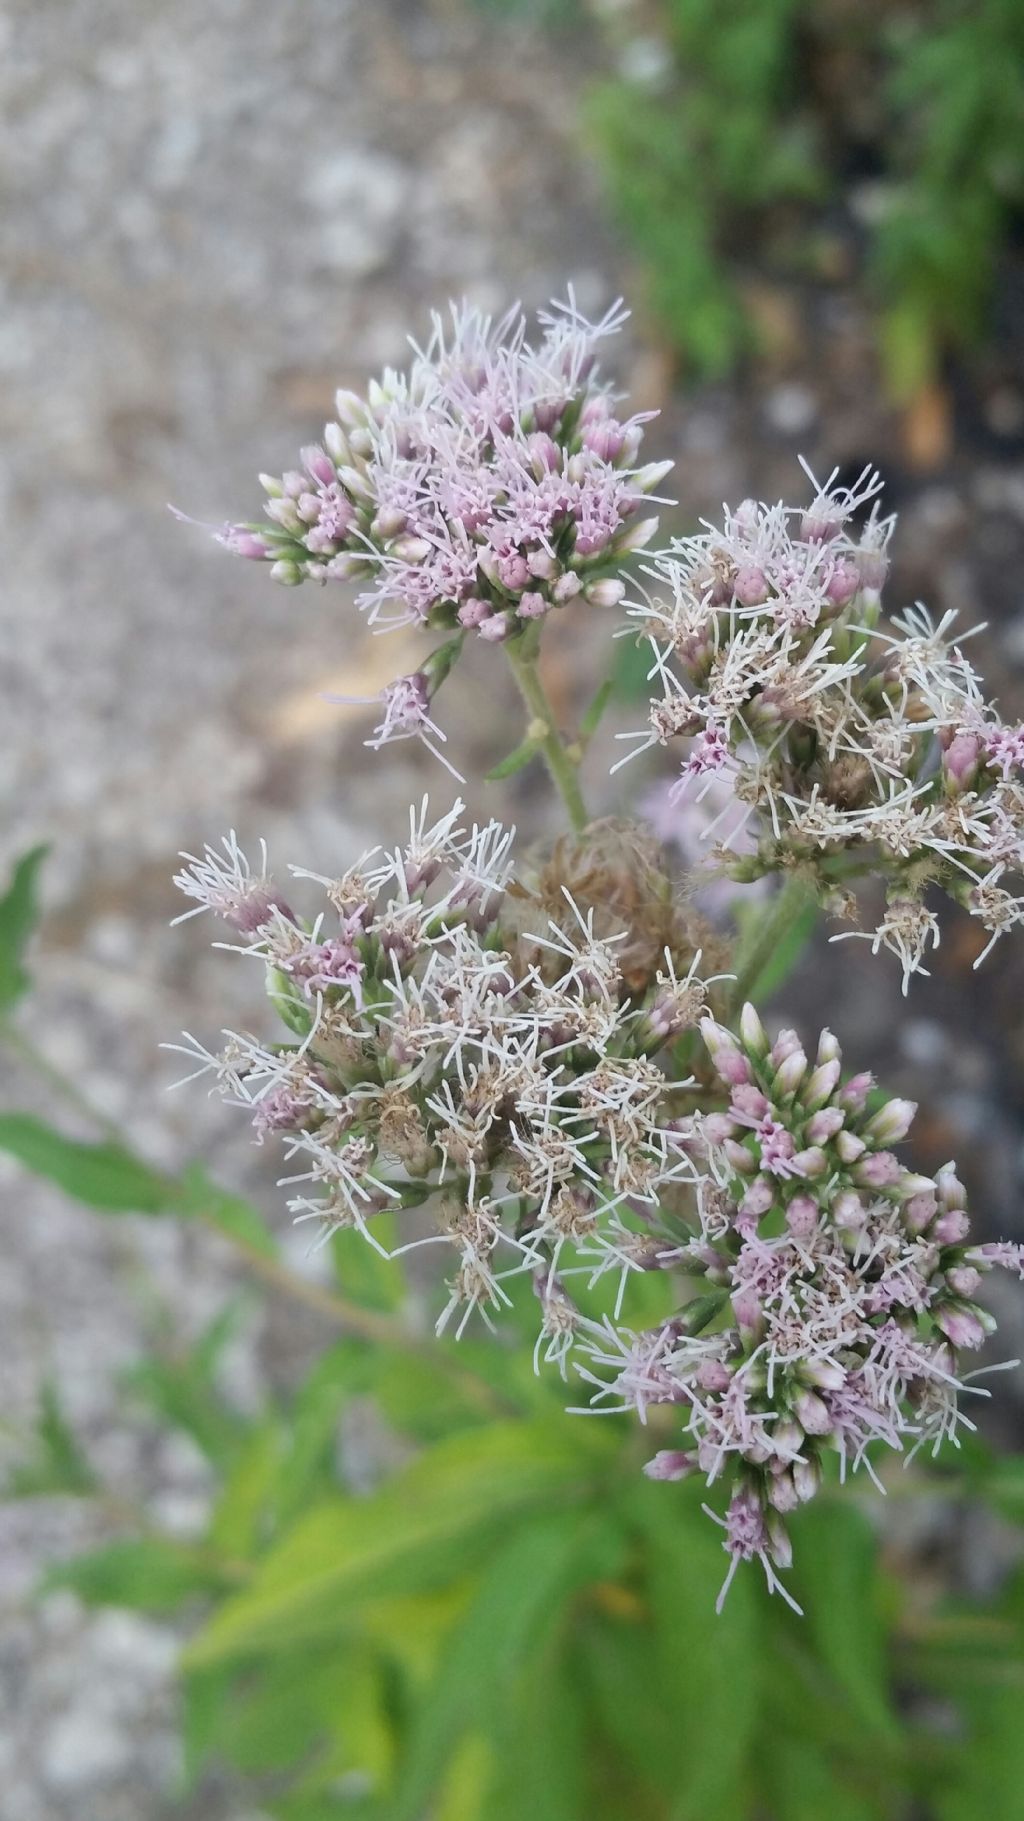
[[186, 295, 669, 767], [170, 805, 1023, 1609], [169, 802, 718, 1343], [620, 463, 1024, 987], [589, 1002, 1023, 1611]]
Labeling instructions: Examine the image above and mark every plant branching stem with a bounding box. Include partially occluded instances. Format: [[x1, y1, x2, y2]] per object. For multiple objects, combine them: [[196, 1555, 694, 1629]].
[[729, 873, 818, 1013]]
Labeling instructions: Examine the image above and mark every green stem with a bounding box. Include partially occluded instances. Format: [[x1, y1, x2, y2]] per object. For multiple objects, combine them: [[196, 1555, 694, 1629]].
[[503, 631, 589, 835], [728, 873, 819, 1014]]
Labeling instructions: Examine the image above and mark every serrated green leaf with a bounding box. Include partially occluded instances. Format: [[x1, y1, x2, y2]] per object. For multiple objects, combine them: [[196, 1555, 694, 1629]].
[[0, 844, 49, 1013], [0, 1113, 173, 1212], [185, 1419, 614, 1666], [41, 1538, 227, 1612]]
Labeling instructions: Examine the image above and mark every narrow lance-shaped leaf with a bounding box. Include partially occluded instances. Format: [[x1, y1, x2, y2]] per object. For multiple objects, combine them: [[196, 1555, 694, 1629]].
[[0, 844, 48, 1014], [185, 1418, 616, 1666], [0, 1113, 173, 1213]]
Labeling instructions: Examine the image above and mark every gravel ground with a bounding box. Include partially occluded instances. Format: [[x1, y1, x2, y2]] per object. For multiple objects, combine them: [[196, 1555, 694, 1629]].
[[3, 1, 1024, 1814]]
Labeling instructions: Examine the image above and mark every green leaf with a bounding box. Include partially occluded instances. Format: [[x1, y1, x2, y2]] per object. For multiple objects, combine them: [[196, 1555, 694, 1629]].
[[485, 1633, 585, 1821], [41, 1538, 227, 1612], [5, 1381, 97, 1498], [787, 1500, 901, 1745], [486, 733, 545, 781], [578, 677, 615, 746], [176, 1162, 278, 1257], [732, 878, 819, 1003], [124, 1306, 250, 1466], [330, 1213, 403, 1311], [0, 1113, 173, 1212], [389, 1509, 624, 1821], [208, 1422, 285, 1558], [627, 1482, 760, 1819], [0, 844, 48, 1013], [935, 1677, 1024, 1820], [611, 633, 654, 704], [185, 1418, 614, 1666], [761, 1736, 881, 1821]]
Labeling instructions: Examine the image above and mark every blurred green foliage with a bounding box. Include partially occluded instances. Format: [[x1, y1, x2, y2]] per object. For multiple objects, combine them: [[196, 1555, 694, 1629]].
[[577, 0, 1024, 395], [5, 841, 1024, 1818]]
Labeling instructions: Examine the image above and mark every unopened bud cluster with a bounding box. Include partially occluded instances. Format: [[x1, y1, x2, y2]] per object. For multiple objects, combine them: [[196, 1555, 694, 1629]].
[[617, 1003, 1023, 1610], [621, 467, 1024, 987]]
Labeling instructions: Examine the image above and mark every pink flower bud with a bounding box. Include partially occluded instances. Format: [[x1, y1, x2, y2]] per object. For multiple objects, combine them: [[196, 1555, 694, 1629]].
[[724, 1139, 757, 1175], [701, 1018, 753, 1086], [903, 1192, 937, 1234], [773, 1048, 808, 1098], [731, 1084, 770, 1121], [517, 590, 549, 620], [786, 1194, 819, 1239], [771, 1028, 803, 1066], [771, 1418, 804, 1460], [582, 419, 626, 462], [528, 550, 559, 580], [934, 1306, 986, 1350], [643, 1449, 696, 1482], [552, 570, 583, 603], [767, 1514, 793, 1569], [526, 431, 560, 473], [477, 612, 512, 644], [739, 1176, 775, 1219], [701, 1113, 737, 1145], [584, 577, 626, 608], [947, 1265, 981, 1298], [732, 1287, 764, 1339], [794, 1389, 832, 1435], [458, 596, 492, 629], [833, 1190, 867, 1231], [933, 1208, 970, 1245], [697, 1357, 733, 1392], [806, 1106, 844, 1144], [792, 1147, 828, 1178], [793, 1458, 822, 1502], [768, 1470, 800, 1513], [864, 1098, 917, 1146], [936, 1163, 967, 1211], [853, 1151, 901, 1188], [301, 444, 337, 488], [838, 1071, 874, 1111], [734, 565, 768, 607], [740, 1002, 769, 1058], [824, 557, 860, 606], [804, 1059, 841, 1109], [835, 1130, 866, 1165]]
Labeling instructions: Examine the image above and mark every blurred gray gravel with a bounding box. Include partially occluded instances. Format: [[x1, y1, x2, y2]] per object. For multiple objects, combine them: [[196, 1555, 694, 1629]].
[[3, 1, 1024, 1815]]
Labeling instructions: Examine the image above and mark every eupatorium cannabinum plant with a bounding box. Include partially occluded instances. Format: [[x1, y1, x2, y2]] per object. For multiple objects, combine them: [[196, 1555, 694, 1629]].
[[175, 294, 1024, 1612]]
